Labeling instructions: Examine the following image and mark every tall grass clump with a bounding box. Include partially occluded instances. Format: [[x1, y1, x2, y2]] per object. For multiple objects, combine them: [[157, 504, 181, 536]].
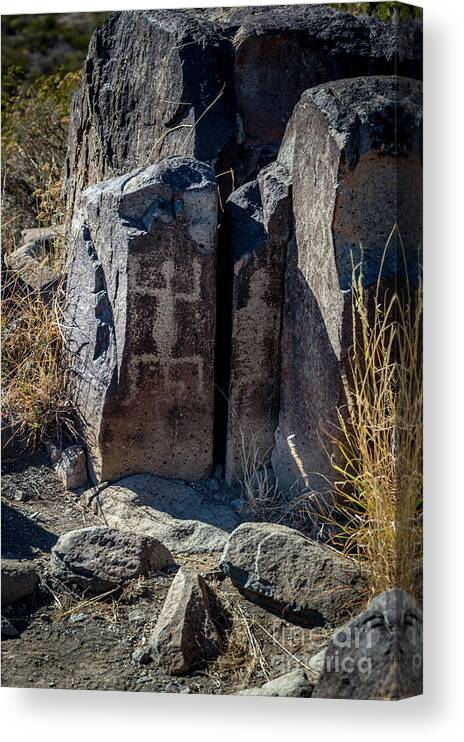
[[1, 274, 75, 451], [329, 243, 423, 597]]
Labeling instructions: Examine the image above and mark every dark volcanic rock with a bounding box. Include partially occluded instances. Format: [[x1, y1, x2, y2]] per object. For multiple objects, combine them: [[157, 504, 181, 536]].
[[49, 526, 175, 595], [272, 76, 423, 492], [148, 567, 221, 675], [224, 163, 292, 485], [313, 589, 423, 700], [65, 157, 217, 483], [64, 5, 422, 212], [219, 522, 366, 628]]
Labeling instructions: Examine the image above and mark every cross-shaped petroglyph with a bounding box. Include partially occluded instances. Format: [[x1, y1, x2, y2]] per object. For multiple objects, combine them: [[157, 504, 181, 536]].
[[128, 256, 205, 396]]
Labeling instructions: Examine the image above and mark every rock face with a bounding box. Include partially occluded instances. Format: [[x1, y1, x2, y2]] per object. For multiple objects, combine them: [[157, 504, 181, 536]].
[[272, 76, 423, 492], [149, 567, 221, 675], [49, 526, 175, 595], [1, 560, 39, 606], [313, 589, 423, 700], [224, 163, 292, 484], [219, 522, 366, 627], [65, 158, 217, 483], [93, 474, 240, 555], [239, 668, 313, 698], [64, 5, 422, 212]]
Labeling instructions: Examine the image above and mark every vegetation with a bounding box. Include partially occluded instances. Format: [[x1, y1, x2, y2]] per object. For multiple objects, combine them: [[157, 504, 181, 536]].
[[326, 237, 423, 597], [330, 2, 423, 21]]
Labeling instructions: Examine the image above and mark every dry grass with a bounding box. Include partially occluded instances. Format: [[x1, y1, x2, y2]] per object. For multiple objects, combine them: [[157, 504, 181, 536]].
[[1, 272, 76, 451], [328, 240, 423, 596]]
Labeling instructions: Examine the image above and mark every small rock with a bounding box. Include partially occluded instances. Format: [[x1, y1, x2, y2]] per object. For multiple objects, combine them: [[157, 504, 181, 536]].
[[313, 590, 423, 700], [239, 669, 313, 697], [132, 647, 151, 665], [149, 567, 221, 675], [306, 648, 327, 678], [49, 526, 175, 596], [68, 612, 87, 624], [54, 445, 88, 490], [1, 616, 19, 640], [1, 559, 39, 606], [220, 522, 366, 627]]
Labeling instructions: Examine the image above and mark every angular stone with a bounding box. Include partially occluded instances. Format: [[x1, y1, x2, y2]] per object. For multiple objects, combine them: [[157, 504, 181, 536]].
[[219, 522, 366, 627], [65, 158, 217, 483], [1, 559, 39, 606], [272, 76, 423, 492], [54, 445, 88, 490], [94, 474, 240, 555], [149, 567, 221, 675], [224, 162, 292, 485], [49, 526, 175, 596], [313, 590, 423, 700], [5, 241, 58, 294], [239, 668, 313, 697], [64, 6, 422, 212]]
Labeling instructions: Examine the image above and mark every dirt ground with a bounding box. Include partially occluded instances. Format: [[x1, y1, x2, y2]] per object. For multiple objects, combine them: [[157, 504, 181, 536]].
[[1, 448, 329, 694]]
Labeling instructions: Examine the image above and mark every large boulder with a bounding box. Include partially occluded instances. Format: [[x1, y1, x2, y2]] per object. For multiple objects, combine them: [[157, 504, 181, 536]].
[[219, 522, 366, 627], [148, 567, 221, 675], [64, 6, 422, 212], [49, 526, 175, 595], [223, 162, 292, 485], [272, 76, 423, 492], [93, 474, 240, 555], [313, 589, 423, 700], [65, 158, 218, 483]]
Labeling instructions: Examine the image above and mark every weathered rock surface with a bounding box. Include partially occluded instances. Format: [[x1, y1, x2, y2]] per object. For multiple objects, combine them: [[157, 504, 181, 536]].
[[5, 240, 58, 294], [1, 615, 19, 640], [219, 522, 365, 627], [313, 589, 423, 700], [64, 5, 422, 211], [54, 445, 88, 490], [272, 76, 423, 492], [239, 668, 313, 697], [94, 474, 240, 555], [65, 157, 217, 483], [49, 526, 175, 595], [224, 163, 292, 485], [1, 560, 39, 606], [149, 567, 221, 675]]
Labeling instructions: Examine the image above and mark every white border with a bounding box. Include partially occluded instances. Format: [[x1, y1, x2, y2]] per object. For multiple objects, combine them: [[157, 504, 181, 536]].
[[1, 0, 463, 739]]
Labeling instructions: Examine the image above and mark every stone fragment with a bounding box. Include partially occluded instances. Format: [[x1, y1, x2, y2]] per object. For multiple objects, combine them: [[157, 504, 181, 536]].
[[49, 526, 175, 596], [313, 590, 423, 700], [224, 162, 292, 485], [149, 567, 220, 675], [1, 559, 39, 606], [239, 668, 313, 697], [219, 522, 365, 627], [5, 241, 58, 294], [65, 158, 217, 483], [272, 76, 423, 492], [95, 474, 239, 555], [54, 445, 88, 490]]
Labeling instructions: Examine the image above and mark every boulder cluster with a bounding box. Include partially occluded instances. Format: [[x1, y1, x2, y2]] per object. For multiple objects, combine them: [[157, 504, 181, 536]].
[[61, 5, 422, 491]]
